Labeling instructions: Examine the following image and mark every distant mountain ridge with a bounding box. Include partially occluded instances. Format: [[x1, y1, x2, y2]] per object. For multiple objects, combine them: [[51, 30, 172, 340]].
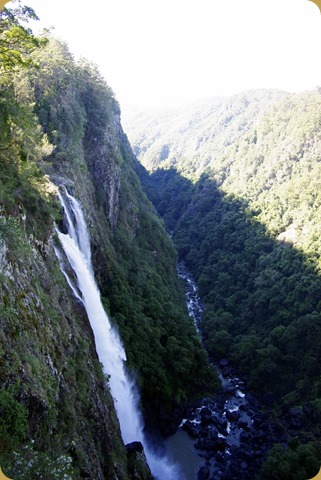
[[122, 89, 287, 178]]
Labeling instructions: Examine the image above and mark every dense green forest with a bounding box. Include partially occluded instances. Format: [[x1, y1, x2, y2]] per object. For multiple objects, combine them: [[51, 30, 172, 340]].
[[4, 1, 321, 478], [0, 4, 216, 478], [125, 91, 321, 477], [28, 34, 216, 430]]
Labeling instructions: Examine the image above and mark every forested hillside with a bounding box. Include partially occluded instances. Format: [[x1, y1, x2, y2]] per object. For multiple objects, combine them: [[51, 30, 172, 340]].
[[125, 90, 321, 477], [0, 5, 216, 478], [123, 90, 285, 182]]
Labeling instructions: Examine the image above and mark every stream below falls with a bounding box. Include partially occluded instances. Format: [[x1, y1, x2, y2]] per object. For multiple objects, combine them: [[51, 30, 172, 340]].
[[164, 263, 279, 480]]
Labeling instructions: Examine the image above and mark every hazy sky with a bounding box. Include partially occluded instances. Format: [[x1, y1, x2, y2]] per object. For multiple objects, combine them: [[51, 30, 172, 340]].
[[18, 0, 321, 108]]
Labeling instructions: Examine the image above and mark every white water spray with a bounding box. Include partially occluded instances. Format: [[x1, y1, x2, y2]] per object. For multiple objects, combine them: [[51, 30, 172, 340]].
[[55, 190, 181, 480]]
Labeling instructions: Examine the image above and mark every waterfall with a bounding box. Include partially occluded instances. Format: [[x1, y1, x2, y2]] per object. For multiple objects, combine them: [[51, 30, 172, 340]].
[[55, 190, 181, 480]]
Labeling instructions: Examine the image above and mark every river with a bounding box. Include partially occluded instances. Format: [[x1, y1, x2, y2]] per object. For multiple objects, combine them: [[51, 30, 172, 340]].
[[164, 262, 262, 480]]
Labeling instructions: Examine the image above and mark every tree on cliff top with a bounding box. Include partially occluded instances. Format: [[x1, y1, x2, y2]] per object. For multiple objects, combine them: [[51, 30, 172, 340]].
[[0, 2, 46, 84]]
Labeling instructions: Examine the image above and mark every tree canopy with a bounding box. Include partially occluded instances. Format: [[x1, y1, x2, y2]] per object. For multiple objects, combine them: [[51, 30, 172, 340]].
[[126, 89, 321, 477]]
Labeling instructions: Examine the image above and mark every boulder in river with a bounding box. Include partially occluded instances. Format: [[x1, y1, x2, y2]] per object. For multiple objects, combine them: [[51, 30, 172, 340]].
[[197, 465, 210, 480]]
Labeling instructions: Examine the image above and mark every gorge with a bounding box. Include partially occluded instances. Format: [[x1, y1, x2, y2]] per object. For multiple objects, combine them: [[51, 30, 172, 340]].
[[0, 9, 215, 479], [123, 89, 321, 479], [1, 4, 321, 480]]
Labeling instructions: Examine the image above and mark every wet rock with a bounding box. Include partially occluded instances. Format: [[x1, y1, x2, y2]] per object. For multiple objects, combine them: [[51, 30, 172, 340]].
[[209, 427, 219, 440], [222, 384, 235, 394], [200, 427, 210, 438], [195, 437, 227, 452], [212, 416, 228, 436], [226, 410, 240, 423], [197, 465, 210, 480], [126, 441, 144, 453], [215, 452, 225, 464], [195, 438, 213, 451], [237, 418, 250, 430], [212, 416, 227, 435], [126, 442, 153, 480], [182, 420, 199, 438], [200, 406, 214, 425]]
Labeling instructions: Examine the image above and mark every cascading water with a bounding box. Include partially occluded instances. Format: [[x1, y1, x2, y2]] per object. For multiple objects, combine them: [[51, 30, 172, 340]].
[[55, 189, 181, 480]]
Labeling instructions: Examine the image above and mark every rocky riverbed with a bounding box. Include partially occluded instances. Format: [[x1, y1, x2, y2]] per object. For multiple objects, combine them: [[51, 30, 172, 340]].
[[172, 263, 289, 480], [179, 360, 289, 480]]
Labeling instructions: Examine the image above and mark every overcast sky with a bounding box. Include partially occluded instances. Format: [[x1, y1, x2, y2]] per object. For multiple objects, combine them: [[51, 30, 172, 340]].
[[18, 0, 321, 109]]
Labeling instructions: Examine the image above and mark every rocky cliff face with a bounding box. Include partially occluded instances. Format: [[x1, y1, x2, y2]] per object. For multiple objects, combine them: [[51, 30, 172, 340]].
[[0, 38, 154, 479], [1, 34, 216, 478], [82, 101, 122, 231], [0, 179, 153, 479]]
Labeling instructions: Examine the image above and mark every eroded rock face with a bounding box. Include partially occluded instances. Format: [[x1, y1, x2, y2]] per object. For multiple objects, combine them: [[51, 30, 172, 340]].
[[0, 225, 145, 480], [126, 442, 153, 480], [90, 128, 121, 230], [82, 101, 122, 231]]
